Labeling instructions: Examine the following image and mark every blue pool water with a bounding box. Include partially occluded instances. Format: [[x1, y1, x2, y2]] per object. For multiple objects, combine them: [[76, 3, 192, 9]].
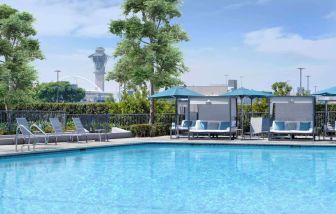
[[1, 144, 336, 213]]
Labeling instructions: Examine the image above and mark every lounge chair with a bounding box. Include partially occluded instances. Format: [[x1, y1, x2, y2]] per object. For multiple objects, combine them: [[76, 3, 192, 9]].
[[325, 121, 336, 140], [170, 120, 194, 138], [189, 120, 237, 140], [72, 118, 107, 142], [49, 118, 82, 143], [269, 120, 315, 140], [15, 118, 52, 151], [247, 117, 270, 139]]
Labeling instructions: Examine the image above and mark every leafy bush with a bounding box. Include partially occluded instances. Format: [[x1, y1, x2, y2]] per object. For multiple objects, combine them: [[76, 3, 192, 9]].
[[0, 123, 10, 135], [129, 123, 170, 137]]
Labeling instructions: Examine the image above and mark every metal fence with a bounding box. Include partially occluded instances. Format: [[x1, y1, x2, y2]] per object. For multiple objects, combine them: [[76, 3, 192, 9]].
[[237, 111, 336, 132], [0, 110, 177, 134], [0, 110, 66, 133], [1, 110, 336, 134]]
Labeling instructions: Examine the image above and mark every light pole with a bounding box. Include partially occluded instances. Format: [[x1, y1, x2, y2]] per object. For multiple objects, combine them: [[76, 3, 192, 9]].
[[297, 67, 305, 95], [54, 70, 61, 102], [314, 85, 318, 93], [306, 75, 310, 91]]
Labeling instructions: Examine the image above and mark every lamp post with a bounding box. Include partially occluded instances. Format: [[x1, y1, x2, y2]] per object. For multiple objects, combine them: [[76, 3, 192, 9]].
[[306, 75, 310, 94], [297, 67, 305, 95], [54, 70, 61, 102]]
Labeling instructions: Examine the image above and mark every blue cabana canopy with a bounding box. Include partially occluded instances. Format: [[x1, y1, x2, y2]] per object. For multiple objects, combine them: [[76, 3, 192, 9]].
[[223, 88, 272, 98], [313, 86, 336, 96], [149, 86, 203, 99]]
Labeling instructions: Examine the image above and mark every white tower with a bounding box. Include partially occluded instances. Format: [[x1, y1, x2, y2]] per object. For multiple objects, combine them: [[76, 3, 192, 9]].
[[89, 47, 109, 92]]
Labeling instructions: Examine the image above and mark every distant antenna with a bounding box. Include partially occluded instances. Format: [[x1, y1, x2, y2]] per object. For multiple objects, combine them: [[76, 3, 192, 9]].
[[240, 76, 243, 88], [306, 75, 310, 91], [297, 67, 305, 95]]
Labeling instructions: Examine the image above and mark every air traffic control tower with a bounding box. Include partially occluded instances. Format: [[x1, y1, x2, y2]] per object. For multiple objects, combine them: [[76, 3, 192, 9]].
[[88, 47, 109, 92]]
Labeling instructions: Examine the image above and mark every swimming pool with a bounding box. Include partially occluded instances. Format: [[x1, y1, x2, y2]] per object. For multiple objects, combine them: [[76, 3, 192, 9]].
[[1, 144, 336, 213]]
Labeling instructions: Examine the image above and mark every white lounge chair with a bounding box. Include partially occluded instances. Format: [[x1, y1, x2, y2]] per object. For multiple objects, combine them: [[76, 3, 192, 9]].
[[247, 117, 270, 139], [72, 118, 107, 142], [189, 120, 237, 140], [325, 121, 336, 140], [269, 120, 315, 140], [170, 120, 194, 138], [15, 118, 53, 151], [49, 118, 82, 143]]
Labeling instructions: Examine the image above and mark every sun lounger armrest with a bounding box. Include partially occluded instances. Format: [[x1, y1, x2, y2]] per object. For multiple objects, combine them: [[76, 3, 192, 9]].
[[31, 124, 47, 135], [17, 124, 34, 136]]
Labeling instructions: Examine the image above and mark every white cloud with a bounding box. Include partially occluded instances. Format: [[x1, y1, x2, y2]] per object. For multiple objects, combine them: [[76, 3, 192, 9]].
[[324, 11, 336, 21], [244, 27, 336, 60], [2, 0, 122, 37]]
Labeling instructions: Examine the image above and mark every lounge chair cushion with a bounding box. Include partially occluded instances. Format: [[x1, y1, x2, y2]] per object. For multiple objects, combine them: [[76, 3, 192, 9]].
[[219, 122, 230, 130], [207, 122, 219, 130], [182, 120, 193, 127], [285, 122, 297, 131], [299, 122, 311, 131], [199, 121, 208, 130], [274, 121, 285, 131]]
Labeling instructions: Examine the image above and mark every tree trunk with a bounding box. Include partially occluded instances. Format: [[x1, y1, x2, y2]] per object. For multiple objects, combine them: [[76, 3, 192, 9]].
[[149, 81, 155, 125]]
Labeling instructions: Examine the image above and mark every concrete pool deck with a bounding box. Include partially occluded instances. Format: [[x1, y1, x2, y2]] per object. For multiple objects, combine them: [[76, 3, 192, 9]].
[[0, 136, 336, 157]]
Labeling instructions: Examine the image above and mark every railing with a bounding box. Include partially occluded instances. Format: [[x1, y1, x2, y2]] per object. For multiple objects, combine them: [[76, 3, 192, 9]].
[[2, 110, 336, 135], [236, 111, 336, 132], [0, 110, 66, 134]]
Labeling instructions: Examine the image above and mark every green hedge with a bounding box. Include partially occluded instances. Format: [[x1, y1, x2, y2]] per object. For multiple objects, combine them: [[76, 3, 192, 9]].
[[0, 101, 174, 115], [0, 103, 110, 114], [129, 124, 170, 137]]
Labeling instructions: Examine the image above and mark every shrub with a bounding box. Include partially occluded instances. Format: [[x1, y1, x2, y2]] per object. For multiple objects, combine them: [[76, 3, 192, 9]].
[[129, 123, 170, 137]]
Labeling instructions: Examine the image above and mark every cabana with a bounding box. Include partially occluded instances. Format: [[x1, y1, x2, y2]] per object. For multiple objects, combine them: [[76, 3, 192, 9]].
[[188, 96, 238, 140], [269, 96, 316, 140], [313, 86, 336, 139], [149, 86, 203, 138]]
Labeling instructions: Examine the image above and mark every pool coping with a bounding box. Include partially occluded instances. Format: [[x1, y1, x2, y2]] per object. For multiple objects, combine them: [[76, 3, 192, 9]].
[[0, 136, 336, 158]]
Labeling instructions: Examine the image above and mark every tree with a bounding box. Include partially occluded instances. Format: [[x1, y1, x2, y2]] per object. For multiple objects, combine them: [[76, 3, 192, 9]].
[[252, 98, 268, 113], [108, 0, 189, 124], [34, 81, 86, 103], [0, 4, 43, 110], [271, 82, 292, 96]]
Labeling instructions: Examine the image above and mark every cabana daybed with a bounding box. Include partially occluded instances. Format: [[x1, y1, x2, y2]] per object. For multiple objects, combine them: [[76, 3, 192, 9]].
[[188, 96, 238, 140], [268, 96, 316, 140]]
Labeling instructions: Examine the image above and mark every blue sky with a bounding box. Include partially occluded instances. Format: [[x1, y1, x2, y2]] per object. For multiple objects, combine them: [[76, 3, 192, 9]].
[[3, 0, 336, 94]]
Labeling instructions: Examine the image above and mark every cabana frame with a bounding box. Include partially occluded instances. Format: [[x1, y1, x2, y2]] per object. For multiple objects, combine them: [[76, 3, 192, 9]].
[[268, 96, 316, 140], [187, 96, 238, 140]]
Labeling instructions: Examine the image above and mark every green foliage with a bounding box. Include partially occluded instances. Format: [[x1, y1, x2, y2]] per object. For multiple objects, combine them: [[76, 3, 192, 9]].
[[108, 0, 189, 123], [4, 103, 110, 114], [129, 123, 170, 137], [34, 81, 86, 103], [0, 4, 43, 110], [272, 82, 292, 96], [0, 99, 174, 115], [252, 98, 269, 113], [316, 104, 336, 112], [0, 123, 10, 135], [107, 90, 174, 114]]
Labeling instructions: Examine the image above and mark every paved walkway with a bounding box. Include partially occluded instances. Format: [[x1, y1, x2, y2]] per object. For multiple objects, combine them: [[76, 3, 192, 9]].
[[0, 136, 335, 157]]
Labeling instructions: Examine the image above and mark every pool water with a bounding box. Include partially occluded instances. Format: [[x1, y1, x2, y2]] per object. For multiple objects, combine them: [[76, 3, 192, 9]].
[[1, 144, 336, 213]]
